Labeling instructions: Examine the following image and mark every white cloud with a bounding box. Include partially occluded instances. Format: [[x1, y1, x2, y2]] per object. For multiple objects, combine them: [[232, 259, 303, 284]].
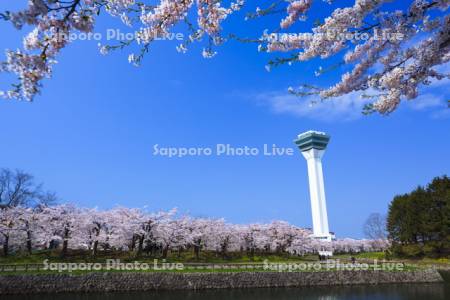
[[431, 109, 450, 119], [402, 69, 450, 118], [250, 63, 449, 121], [435, 62, 450, 74], [254, 90, 371, 122], [253, 87, 449, 121], [406, 93, 445, 111]]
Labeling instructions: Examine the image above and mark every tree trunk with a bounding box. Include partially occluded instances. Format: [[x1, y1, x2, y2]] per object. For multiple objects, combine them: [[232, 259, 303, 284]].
[[136, 235, 144, 257], [162, 246, 169, 258], [61, 227, 69, 258], [61, 240, 68, 258], [92, 240, 99, 257], [2, 235, 8, 257], [194, 245, 200, 260], [130, 235, 137, 251], [221, 245, 228, 259], [26, 230, 32, 255]]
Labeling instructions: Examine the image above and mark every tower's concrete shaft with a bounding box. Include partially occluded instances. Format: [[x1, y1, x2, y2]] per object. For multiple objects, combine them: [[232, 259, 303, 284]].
[[295, 131, 332, 241]]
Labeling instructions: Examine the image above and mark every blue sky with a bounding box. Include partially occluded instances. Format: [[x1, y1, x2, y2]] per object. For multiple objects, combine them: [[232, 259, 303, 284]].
[[0, 1, 449, 238]]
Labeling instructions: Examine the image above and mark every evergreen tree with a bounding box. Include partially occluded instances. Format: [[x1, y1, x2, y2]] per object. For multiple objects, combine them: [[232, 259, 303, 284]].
[[387, 176, 450, 258]]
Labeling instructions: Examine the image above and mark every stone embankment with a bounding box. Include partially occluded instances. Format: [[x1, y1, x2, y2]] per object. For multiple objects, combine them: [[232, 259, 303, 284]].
[[0, 269, 444, 294]]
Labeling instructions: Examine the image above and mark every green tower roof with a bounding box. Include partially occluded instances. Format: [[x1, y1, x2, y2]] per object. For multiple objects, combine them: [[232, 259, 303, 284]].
[[294, 130, 330, 151]]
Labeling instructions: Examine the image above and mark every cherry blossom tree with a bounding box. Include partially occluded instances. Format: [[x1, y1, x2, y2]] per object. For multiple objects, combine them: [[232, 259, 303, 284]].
[[82, 208, 109, 256], [38, 204, 82, 257], [287, 233, 316, 255], [0, 206, 20, 256], [239, 223, 262, 256], [16, 206, 39, 254], [266, 221, 308, 254], [0, 0, 448, 114], [136, 209, 176, 256], [154, 215, 192, 258], [106, 207, 144, 251], [204, 219, 241, 258], [188, 217, 213, 259]]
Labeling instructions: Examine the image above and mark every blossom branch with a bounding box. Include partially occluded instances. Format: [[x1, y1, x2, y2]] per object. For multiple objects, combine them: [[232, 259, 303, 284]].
[[0, 0, 448, 115]]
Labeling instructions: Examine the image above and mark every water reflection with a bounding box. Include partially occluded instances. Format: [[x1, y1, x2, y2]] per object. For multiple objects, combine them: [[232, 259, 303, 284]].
[[2, 283, 449, 300]]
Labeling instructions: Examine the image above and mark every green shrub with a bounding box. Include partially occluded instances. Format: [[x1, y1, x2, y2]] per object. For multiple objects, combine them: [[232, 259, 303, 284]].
[[401, 244, 423, 258]]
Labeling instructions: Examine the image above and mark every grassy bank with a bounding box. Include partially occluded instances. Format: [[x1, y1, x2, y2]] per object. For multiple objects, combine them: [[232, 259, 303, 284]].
[[0, 251, 447, 276], [0, 250, 321, 264], [0, 250, 393, 264]]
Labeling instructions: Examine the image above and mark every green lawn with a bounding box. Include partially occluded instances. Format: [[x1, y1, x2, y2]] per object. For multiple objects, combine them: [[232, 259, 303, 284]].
[[0, 250, 320, 264], [0, 250, 446, 276], [334, 251, 387, 260]]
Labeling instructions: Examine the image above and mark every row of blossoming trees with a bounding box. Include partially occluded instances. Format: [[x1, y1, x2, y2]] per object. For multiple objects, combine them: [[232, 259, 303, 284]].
[[0, 204, 387, 258]]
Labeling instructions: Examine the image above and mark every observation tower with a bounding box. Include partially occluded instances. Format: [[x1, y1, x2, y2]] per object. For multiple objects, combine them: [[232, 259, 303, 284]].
[[295, 130, 333, 242]]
